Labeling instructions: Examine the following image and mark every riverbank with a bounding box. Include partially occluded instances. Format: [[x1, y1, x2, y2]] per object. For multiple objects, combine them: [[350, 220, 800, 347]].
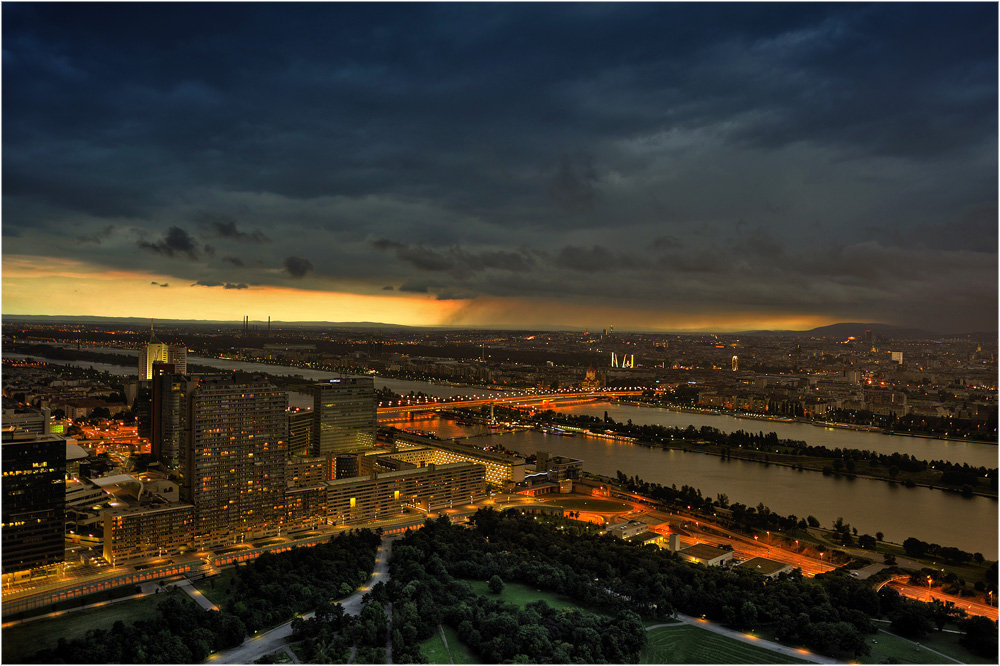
[[615, 399, 998, 446], [639, 437, 999, 500], [519, 407, 998, 500]]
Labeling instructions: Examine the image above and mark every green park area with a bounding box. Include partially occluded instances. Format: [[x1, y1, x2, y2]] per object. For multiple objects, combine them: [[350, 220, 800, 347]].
[[640, 624, 808, 664], [546, 497, 632, 513], [1, 592, 196, 664], [859, 627, 986, 665], [191, 566, 240, 608], [419, 624, 478, 664], [465, 578, 591, 612]]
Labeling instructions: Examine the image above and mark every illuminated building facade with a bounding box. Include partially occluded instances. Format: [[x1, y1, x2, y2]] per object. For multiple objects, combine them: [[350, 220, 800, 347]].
[[2, 431, 66, 575], [138, 328, 187, 380], [312, 378, 377, 462], [287, 407, 313, 456], [173, 373, 288, 548], [103, 503, 194, 565], [325, 462, 485, 523], [392, 433, 527, 486]]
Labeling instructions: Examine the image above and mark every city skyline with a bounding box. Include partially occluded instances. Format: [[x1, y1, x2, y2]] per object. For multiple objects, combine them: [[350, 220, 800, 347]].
[[3, 3, 997, 333]]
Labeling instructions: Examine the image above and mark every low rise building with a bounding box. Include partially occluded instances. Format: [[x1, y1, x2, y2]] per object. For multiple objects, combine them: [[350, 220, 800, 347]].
[[737, 556, 794, 578], [325, 461, 485, 523], [677, 543, 733, 567]]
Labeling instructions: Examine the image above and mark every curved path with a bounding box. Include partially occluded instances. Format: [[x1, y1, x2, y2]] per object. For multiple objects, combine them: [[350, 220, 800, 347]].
[[206, 534, 394, 664]]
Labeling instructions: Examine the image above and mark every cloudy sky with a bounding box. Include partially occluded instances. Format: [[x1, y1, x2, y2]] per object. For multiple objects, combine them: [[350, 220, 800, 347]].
[[3, 3, 996, 333]]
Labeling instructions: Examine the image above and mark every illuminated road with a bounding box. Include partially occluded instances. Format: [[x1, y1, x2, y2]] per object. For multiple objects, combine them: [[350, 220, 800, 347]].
[[887, 582, 998, 621]]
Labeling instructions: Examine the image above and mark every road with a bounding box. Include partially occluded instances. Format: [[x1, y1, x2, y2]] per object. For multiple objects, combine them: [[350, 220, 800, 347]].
[[207, 534, 394, 664]]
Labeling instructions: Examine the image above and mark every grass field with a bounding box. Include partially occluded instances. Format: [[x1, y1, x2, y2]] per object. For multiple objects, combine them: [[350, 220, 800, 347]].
[[551, 498, 632, 512], [465, 579, 593, 613], [418, 628, 452, 664], [441, 624, 478, 664], [1, 592, 196, 663], [640, 625, 809, 664], [192, 566, 240, 608], [858, 628, 986, 665]]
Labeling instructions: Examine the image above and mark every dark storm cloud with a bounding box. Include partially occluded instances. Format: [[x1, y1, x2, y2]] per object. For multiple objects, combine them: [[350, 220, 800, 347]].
[[2, 3, 995, 331], [547, 155, 599, 213], [374, 240, 535, 276], [398, 281, 430, 294], [77, 224, 116, 245], [283, 256, 314, 279], [193, 280, 249, 290], [137, 227, 200, 259], [197, 213, 272, 243]]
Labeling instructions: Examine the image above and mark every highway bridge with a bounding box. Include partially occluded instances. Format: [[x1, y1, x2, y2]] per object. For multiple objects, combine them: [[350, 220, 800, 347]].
[[377, 388, 645, 415]]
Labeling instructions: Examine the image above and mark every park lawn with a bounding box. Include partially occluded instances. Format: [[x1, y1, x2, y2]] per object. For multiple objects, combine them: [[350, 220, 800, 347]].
[[192, 566, 240, 608], [442, 623, 478, 664], [640, 625, 808, 664], [418, 629, 451, 664], [858, 628, 987, 665], [1, 592, 197, 663], [465, 579, 595, 614]]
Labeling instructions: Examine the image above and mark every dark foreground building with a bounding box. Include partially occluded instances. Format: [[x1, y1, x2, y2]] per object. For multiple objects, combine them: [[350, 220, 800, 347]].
[[2, 431, 66, 575]]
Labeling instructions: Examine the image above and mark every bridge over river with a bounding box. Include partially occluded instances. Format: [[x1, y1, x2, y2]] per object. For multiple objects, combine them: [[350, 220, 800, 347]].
[[376, 388, 644, 415]]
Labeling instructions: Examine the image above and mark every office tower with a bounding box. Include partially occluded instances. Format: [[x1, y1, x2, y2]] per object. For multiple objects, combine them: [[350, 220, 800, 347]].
[[168, 373, 288, 548], [2, 431, 66, 575], [312, 378, 377, 463], [149, 363, 183, 469], [287, 407, 313, 456], [138, 327, 187, 380]]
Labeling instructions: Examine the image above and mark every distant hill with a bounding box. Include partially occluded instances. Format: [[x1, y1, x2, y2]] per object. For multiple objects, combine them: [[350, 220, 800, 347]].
[[742, 322, 996, 340], [802, 322, 940, 339]]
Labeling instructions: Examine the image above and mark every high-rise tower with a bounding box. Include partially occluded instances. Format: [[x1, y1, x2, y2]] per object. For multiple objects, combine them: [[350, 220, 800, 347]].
[[312, 377, 377, 466], [138, 325, 187, 380], [165, 373, 288, 548]]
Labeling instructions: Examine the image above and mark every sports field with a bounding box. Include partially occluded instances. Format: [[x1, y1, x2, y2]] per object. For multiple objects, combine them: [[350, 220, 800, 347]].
[[640, 624, 809, 664]]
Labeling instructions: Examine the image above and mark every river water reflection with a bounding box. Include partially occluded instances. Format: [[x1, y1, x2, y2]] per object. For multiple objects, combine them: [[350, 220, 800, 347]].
[[385, 413, 998, 558]]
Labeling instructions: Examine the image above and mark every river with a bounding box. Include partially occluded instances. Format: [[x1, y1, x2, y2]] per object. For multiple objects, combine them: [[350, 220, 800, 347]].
[[8, 349, 997, 556], [385, 413, 998, 558]]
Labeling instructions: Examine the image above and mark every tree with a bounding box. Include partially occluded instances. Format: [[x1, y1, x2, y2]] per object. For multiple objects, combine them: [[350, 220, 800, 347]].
[[858, 534, 877, 550], [739, 600, 758, 629], [959, 615, 998, 658], [488, 574, 505, 594], [807, 515, 820, 528], [890, 603, 934, 638]]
